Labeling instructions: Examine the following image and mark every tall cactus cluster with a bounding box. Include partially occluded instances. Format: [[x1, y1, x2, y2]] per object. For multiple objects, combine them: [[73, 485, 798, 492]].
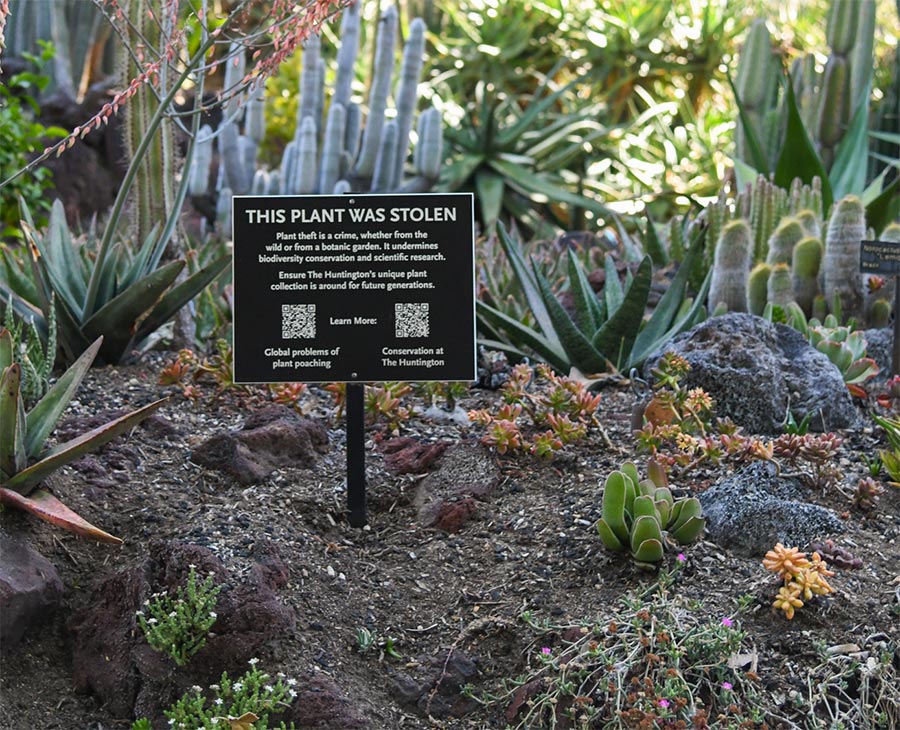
[[700, 175, 894, 327], [190, 3, 443, 231], [734, 0, 876, 170]]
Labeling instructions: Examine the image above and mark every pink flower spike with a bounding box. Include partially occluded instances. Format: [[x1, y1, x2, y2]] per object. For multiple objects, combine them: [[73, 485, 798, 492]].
[[722, 617, 734, 628]]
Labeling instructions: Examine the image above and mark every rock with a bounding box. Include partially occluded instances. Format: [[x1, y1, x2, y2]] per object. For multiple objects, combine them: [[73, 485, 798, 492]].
[[378, 436, 449, 474], [645, 313, 858, 433], [414, 442, 500, 530], [68, 540, 296, 723], [285, 673, 370, 729], [0, 530, 64, 648], [863, 327, 893, 384], [698, 461, 844, 556], [390, 649, 479, 719], [190, 405, 329, 484]]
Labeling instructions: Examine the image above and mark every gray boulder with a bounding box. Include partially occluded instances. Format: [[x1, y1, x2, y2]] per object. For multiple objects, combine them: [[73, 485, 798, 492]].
[[863, 327, 893, 384], [645, 313, 858, 433], [698, 461, 844, 556], [0, 529, 64, 648]]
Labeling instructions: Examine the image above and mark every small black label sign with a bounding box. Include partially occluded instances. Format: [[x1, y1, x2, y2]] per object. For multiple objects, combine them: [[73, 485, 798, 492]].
[[860, 239, 900, 276], [232, 193, 476, 383]]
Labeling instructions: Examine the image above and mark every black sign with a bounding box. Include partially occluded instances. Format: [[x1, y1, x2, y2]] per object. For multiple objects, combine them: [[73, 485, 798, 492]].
[[860, 239, 900, 276], [232, 193, 476, 383]]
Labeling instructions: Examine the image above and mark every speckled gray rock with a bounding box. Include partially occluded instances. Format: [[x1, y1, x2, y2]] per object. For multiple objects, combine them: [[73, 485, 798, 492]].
[[645, 313, 858, 433], [698, 461, 844, 556], [863, 327, 893, 384]]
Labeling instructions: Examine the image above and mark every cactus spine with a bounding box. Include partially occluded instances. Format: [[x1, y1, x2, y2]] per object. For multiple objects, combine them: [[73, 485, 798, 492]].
[[822, 195, 866, 321], [709, 220, 753, 313]]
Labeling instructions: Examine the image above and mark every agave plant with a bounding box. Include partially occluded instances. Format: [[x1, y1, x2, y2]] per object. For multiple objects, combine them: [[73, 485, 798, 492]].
[[476, 222, 709, 375], [0, 329, 165, 543], [596, 461, 705, 569], [1, 198, 229, 365]]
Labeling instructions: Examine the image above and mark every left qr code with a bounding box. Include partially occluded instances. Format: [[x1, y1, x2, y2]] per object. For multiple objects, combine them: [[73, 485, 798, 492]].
[[282, 304, 316, 338]]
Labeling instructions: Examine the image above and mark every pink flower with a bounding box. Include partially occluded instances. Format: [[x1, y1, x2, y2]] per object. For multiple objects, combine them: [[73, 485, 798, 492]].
[[722, 681, 733, 691], [658, 699, 670, 709], [676, 553, 686, 562], [721, 617, 734, 628], [541, 647, 551, 655]]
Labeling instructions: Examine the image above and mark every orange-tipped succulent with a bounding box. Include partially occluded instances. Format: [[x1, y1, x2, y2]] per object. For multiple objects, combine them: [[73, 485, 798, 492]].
[[773, 584, 804, 619], [763, 543, 811, 579]]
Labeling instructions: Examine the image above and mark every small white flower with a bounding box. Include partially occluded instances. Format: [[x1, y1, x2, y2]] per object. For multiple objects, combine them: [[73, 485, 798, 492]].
[[192, 685, 202, 693], [168, 611, 178, 618], [248, 657, 259, 666], [188, 564, 197, 569], [147, 618, 158, 625], [209, 611, 217, 619], [265, 684, 274, 692], [210, 684, 220, 691], [168, 720, 175, 726], [135, 610, 144, 616], [288, 689, 297, 699], [232, 682, 243, 692], [214, 698, 224, 706], [286, 678, 297, 687]]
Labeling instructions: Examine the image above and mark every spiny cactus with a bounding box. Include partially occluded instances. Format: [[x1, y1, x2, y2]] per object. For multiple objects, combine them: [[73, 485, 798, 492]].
[[766, 217, 805, 266], [791, 236, 823, 315], [822, 195, 866, 321], [200, 3, 442, 214], [734, 20, 779, 167], [708, 220, 753, 313], [768, 263, 794, 309], [748, 262, 771, 316]]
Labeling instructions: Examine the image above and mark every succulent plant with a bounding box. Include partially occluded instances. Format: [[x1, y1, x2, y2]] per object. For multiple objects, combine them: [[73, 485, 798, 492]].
[[596, 461, 705, 569], [477, 222, 709, 375], [0, 330, 165, 543], [2, 199, 229, 365], [808, 319, 879, 397], [708, 219, 752, 313]]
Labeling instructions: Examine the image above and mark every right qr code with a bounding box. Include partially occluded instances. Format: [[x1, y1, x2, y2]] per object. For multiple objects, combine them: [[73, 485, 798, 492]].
[[282, 303, 316, 339], [395, 302, 429, 338]]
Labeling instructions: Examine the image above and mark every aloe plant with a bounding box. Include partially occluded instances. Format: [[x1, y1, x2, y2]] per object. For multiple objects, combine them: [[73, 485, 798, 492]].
[[0, 329, 165, 543], [596, 461, 705, 569], [477, 222, 709, 375], [1, 198, 229, 365]]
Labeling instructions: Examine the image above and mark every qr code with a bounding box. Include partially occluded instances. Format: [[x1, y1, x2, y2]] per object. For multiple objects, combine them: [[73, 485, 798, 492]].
[[282, 303, 316, 338], [395, 302, 429, 338]]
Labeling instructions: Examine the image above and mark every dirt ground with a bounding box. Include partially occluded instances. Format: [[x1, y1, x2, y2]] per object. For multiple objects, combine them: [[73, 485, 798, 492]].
[[1, 354, 898, 729]]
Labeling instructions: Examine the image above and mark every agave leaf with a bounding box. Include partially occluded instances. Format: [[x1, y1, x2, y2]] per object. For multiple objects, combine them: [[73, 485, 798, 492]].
[[728, 72, 771, 174], [135, 254, 230, 345], [603, 255, 623, 314], [642, 217, 668, 266], [496, 223, 562, 353], [489, 158, 613, 218], [531, 260, 607, 373], [0, 327, 11, 371], [829, 82, 871, 201], [601, 471, 631, 544], [7, 397, 167, 493], [82, 260, 184, 362], [0, 486, 122, 544], [476, 302, 568, 371], [1, 247, 40, 306], [566, 249, 602, 334], [25, 337, 103, 459], [774, 75, 834, 213], [865, 175, 900, 236], [1, 363, 26, 479], [475, 170, 505, 231], [597, 518, 626, 551], [121, 223, 166, 291], [592, 257, 652, 370]]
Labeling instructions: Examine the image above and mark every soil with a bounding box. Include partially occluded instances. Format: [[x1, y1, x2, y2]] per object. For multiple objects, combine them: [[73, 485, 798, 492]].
[[1, 355, 899, 729]]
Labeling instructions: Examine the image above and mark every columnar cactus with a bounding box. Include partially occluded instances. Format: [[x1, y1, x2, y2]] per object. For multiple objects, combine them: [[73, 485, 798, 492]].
[[767, 263, 794, 309], [822, 195, 866, 321], [748, 263, 772, 316], [709, 220, 753, 313], [205, 3, 442, 207], [766, 217, 805, 266], [791, 236, 823, 316], [734, 20, 778, 167]]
